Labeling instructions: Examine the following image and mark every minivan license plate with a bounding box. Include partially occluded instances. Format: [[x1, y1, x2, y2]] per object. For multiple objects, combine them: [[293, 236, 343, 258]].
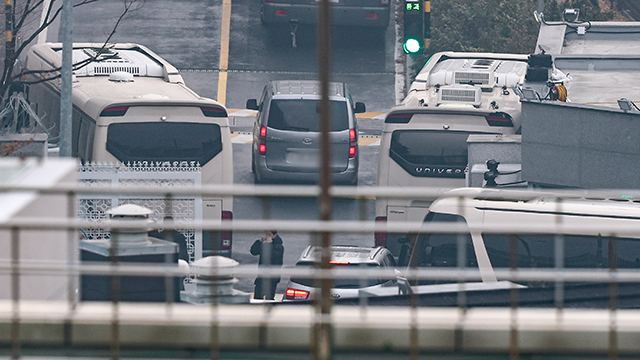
[[286, 151, 319, 164]]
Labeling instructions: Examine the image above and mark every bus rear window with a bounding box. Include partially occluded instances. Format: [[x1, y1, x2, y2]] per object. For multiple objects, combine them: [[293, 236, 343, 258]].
[[267, 99, 349, 132], [106, 122, 222, 164], [389, 130, 474, 178]]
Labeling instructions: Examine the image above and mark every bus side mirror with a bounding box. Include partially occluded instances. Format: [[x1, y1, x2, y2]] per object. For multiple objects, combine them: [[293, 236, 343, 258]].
[[246, 99, 259, 110], [354, 102, 366, 114]]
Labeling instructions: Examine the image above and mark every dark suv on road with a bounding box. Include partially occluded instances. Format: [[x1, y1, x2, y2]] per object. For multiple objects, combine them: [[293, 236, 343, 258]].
[[246, 80, 365, 185], [260, 0, 390, 29]]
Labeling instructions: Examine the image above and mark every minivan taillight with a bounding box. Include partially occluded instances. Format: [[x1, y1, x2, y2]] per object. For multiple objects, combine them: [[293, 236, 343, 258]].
[[375, 216, 387, 247], [221, 211, 232, 250], [259, 126, 267, 155], [286, 288, 310, 300], [349, 128, 357, 158]]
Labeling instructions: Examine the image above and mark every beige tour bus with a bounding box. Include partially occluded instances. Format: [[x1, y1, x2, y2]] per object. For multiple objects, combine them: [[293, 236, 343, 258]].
[[406, 188, 640, 287], [22, 43, 234, 257], [375, 52, 529, 256]]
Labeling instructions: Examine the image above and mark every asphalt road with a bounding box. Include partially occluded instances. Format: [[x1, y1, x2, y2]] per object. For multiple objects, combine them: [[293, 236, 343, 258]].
[[53, 0, 393, 293]]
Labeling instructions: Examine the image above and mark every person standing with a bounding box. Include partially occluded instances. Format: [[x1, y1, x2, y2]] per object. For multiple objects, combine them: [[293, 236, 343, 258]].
[[250, 230, 284, 300]]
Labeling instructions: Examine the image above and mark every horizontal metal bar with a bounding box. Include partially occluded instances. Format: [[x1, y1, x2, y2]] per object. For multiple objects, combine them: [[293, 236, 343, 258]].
[[3, 182, 640, 201], [1, 301, 640, 354], [3, 217, 640, 237], [2, 261, 640, 283]]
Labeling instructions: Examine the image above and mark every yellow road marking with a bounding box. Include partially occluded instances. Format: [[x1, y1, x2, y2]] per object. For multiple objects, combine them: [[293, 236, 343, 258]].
[[358, 137, 380, 146], [217, 0, 232, 105], [356, 111, 385, 119]]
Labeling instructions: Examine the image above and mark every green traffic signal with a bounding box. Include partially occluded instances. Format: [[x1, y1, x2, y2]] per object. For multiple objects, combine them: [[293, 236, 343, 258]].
[[403, 38, 421, 54]]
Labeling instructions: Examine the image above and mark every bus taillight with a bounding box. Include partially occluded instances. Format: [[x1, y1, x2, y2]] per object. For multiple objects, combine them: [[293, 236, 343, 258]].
[[100, 106, 129, 117], [375, 216, 387, 247], [485, 112, 514, 127], [201, 106, 228, 118], [221, 211, 232, 250]]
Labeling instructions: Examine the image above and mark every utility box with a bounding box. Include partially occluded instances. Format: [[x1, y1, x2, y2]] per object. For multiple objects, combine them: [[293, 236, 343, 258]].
[[80, 204, 181, 302], [466, 134, 523, 188]]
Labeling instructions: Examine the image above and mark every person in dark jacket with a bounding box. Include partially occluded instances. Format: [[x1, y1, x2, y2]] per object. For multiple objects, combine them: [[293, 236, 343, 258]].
[[250, 230, 284, 300]]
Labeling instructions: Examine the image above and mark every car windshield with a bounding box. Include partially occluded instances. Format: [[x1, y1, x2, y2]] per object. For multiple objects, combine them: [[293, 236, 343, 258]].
[[290, 262, 386, 289], [267, 99, 349, 132]]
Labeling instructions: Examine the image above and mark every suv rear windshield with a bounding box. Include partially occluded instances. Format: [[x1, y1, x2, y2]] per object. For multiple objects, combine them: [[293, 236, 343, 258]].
[[267, 99, 349, 132], [390, 130, 479, 178], [107, 122, 222, 164], [290, 262, 385, 289]]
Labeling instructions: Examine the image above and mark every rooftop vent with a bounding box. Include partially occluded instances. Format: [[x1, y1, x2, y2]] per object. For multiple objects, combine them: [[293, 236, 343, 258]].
[[438, 85, 482, 107], [454, 70, 494, 87], [69, 47, 164, 77], [109, 71, 134, 82]]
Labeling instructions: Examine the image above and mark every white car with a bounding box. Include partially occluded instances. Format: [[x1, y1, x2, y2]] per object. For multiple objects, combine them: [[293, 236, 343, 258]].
[[284, 245, 398, 301]]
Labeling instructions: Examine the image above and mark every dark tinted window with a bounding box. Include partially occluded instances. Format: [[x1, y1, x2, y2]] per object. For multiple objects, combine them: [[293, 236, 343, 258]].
[[389, 130, 479, 178], [417, 212, 477, 268], [484, 234, 640, 269], [290, 262, 386, 289], [107, 122, 222, 164], [267, 99, 349, 132]]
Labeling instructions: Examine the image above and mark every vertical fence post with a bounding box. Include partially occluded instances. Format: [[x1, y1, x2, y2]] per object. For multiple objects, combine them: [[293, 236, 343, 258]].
[[315, 0, 333, 356], [10, 227, 20, 360]]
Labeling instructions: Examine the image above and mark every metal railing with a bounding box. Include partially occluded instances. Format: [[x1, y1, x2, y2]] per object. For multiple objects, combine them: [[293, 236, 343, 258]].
[[3, 182, 640, 359]]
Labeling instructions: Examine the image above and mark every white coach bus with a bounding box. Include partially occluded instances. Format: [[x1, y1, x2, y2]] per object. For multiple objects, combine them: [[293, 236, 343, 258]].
[[375, 52, 529, 256], [22, 43, 234, 257]]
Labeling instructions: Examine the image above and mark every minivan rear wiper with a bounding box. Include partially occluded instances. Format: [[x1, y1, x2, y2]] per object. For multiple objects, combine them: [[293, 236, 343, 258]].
[[285, 126, 312, 132]]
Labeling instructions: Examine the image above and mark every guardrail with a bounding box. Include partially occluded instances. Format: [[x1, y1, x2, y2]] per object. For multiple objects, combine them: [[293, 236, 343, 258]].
[[2, 182, 640, 359]]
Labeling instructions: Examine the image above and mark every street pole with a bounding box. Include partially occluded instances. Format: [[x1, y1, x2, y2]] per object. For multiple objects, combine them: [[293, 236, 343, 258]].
[[538, 0, 544, 13], [5, 0, 14, 71], [59, 0, 72, 157]]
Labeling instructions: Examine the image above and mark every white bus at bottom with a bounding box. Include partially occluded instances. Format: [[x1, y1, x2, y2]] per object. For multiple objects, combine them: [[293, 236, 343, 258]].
[[375, 52, 529, 256], [22, 43, 234, 257]]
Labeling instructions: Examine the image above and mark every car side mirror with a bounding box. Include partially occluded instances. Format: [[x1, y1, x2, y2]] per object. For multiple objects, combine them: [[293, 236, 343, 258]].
[[246, 99, 259, 110], [354, 102, 366, 114]]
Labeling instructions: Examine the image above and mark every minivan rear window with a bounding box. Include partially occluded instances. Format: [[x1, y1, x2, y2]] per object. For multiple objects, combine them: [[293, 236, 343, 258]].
[[106, 122, 222, 164], [390, 130, 480, 178], [267, 99, 349, 132]]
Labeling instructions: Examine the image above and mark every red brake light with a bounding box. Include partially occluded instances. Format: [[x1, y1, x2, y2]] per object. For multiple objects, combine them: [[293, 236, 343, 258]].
[[258, 127, 267, 155], [365, 13, 378, 19], [385, 112, 413, 124], [276, 9, 288, 15], [221, 211, 232, 250], [375, 216, 387, 247], [285, 288, 310, 300], [349, 128, 357, 158], [201, 106, 227, 118], [99, 106, 129, 117], [329, 261, 350, 265], [485, 112, 514, 127]]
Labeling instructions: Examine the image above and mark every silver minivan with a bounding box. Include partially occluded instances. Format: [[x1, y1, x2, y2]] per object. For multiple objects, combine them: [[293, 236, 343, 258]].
[[246, 80, 365, 185]]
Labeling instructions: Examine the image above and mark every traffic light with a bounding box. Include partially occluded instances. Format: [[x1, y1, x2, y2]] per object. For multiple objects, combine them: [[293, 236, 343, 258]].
[[403, 0, 424, 54]]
